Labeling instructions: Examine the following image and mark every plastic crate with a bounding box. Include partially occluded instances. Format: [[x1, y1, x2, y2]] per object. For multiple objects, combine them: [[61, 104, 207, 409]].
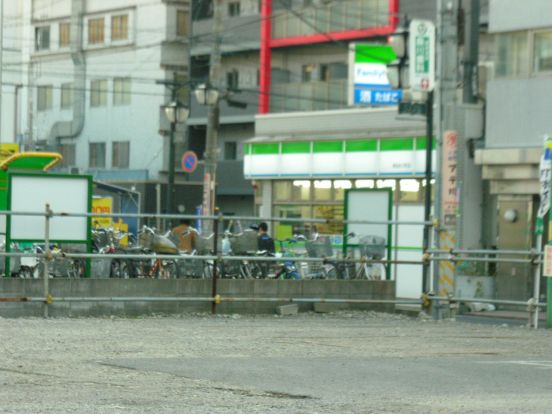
[[359, 235, 386, 259], [305, 236, 333, 258]]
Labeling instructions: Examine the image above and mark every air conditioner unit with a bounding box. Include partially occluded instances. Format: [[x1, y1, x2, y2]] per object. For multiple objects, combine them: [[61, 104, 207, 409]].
[[70, 167, 80, 175], [478, 61, 494, 99]]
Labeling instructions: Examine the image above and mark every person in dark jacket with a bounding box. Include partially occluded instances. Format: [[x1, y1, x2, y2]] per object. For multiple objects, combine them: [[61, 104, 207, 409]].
[[256, 222, 275, 254]]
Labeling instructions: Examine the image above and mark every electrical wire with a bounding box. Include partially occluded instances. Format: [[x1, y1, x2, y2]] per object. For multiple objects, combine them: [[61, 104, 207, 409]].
[[0, 0, 405, 108]]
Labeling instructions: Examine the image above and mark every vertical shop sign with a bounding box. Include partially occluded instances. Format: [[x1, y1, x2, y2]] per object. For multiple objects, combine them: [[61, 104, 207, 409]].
[[441, 131, 458, 227]]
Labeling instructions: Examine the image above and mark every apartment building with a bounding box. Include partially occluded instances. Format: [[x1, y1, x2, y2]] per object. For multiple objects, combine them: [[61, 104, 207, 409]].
[[1, 0, 201, 215], [475, 0, 552, 301]]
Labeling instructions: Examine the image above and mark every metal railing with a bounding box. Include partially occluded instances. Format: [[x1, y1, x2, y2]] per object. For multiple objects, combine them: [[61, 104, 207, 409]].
[[0, 206, 547, 328], [272, 0, 388, 39]]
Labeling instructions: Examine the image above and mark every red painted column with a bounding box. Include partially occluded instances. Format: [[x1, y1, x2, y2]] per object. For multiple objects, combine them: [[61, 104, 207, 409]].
[[259, 0, 272, 114], [389, 0, 400, 29]]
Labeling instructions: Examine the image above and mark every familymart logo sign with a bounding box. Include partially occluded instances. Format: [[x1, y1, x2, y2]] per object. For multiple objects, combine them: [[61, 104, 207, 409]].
[[354, 64, 389, 86], [349, 44, 402, 106]]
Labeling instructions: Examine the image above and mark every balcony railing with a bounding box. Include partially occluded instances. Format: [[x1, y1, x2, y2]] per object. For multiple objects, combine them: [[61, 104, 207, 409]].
[[270, 80, 348, 113], [272, 0, 388, 39]]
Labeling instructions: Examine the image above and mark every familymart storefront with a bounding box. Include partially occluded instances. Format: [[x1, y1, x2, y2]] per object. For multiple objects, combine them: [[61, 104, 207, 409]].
[[246, 108, 435, 298]]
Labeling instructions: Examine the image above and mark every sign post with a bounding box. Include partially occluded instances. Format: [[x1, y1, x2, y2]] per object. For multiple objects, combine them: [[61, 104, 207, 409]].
[[409, 20, 436, 93], [181, 150, 198, 173], [403, 20, 437, 298], [541, 136, 552, 328]]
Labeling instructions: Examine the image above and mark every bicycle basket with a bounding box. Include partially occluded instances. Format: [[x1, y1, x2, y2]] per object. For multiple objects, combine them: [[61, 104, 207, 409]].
[[359, 235, 386, 259], [196, 234, 223, 255], [305, 236, 333, 258], [229, 229, 258, 254]]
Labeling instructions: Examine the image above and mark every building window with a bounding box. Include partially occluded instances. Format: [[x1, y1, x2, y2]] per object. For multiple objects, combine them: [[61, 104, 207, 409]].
[[88, 17, 105, 44], [534, 31, 552, 73], [224, 142, 237, 160], [111, 14, 128, 41], [59, 22, 70, 48], [61, 83, 73, 109], [90, 79, 108, 107], [113, 77, 131, 106], [228, 2, 241, 16], [193, 0, 213, 20], [302, 64, 314, 82], [112, 141, 130, 168], [35, 26, 50, 51], [495, 31, 528, 77], [177, 10, 189, 37], [37, 85, 53, 111], [320, 62, 347, 81], [226, 69, 239, 89], [59, 144, 76, 168], [89, 142, 106, 168]]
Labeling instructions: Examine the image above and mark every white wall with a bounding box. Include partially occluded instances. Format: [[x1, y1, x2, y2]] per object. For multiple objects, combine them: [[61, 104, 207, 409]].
[[0, 1, 28, 144], [489, 0, 552, 33], [22, 0, 184, 179]]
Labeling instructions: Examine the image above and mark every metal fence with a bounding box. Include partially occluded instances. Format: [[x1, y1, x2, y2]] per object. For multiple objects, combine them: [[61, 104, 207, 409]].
[[0, 205, 547, 328]]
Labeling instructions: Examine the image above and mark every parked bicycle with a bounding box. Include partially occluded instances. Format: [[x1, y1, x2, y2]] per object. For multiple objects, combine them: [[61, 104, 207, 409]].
[[92, 227, 131, 278], [355, 235, 387, 280], [25, 244, 85, 278], [129, 225, 180, 279]]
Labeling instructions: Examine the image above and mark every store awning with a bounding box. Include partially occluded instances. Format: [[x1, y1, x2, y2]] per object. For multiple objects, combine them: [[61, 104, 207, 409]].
[[243, 136, 436, 180], [0, 152, 62, 171]]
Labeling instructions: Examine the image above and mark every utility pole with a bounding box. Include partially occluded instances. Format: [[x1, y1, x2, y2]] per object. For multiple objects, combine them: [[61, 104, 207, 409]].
[[422, 90, 434, 293], [462, 0, 480, 105], [203, 0, 223, 233], [167, 84, 177, 221], [433, 0, 459, 318]]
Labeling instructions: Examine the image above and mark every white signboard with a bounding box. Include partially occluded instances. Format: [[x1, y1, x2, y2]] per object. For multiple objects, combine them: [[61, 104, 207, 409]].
[[544, 245, 552, 277], [9, 175, 90, 241], [345, 190, 390, 246], [409, 20, 436, 92]]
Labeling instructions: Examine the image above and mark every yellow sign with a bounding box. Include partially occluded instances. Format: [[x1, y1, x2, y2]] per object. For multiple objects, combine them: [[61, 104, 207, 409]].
[[0, 144, 19, 163], [92, 197, 113, 228], [113, 219, 129, 247]]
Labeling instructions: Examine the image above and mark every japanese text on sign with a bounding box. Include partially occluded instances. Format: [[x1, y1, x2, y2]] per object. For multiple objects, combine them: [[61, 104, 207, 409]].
[[441, 131, 458, 227]]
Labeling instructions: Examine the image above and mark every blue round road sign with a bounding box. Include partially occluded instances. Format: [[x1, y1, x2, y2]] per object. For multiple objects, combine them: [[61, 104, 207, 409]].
[[181, 151, 198, 173]]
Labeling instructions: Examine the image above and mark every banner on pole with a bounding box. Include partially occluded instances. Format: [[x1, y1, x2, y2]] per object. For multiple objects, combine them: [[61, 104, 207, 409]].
[[536, 135, 552, 235], [441, 131, 459, 227]]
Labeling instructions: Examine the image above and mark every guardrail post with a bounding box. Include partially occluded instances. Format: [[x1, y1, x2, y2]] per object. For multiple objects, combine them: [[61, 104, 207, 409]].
[[530, 238, 542, 329], [43, 204, 53, 318], [211, 211, 222, 314]]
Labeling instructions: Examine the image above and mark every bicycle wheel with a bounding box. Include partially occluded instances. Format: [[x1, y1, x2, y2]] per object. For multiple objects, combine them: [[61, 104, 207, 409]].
[[239, 262, 253, 279], [119, 260, 131, 279], [156, 259, 179, 279], [110, 259, 121, 278], [355, 263, 368, 279], [75, 259, 86, 278], [250, 261, 268, 279], [324, 266, 338, 280]]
